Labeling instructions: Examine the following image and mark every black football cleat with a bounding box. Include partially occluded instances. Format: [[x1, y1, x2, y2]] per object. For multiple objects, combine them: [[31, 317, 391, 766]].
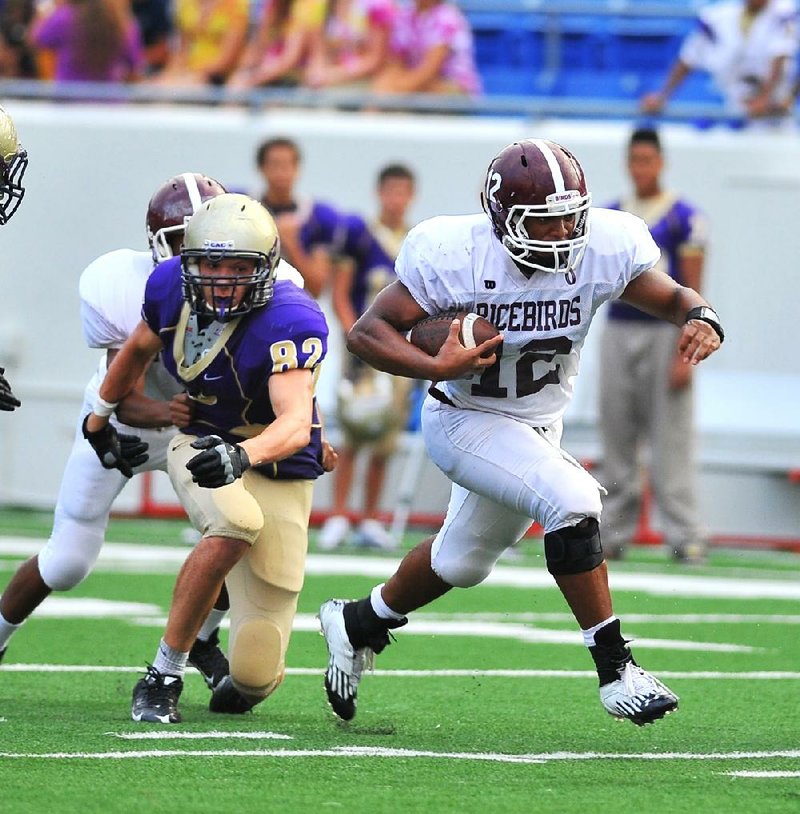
[[188, 628, 230, 690], [209, 676, 256, 715], [131, 665, 184, 724]]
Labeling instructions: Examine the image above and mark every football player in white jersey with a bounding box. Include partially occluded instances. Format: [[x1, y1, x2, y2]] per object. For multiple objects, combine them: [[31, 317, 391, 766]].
[[320, 139, 724, 727], [0, 173, 240, 689], [0, 104, 29, 412]]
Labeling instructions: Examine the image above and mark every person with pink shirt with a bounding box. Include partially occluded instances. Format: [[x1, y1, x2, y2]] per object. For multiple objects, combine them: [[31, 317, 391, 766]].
[[372, 0, 480, 95], [305, 0, 397, 89]]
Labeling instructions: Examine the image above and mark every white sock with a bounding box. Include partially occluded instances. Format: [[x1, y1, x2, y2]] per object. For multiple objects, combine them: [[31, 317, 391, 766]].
[[0, 610, 23, 650], [196, 608, 226, 642], [152, 638, 188, 677], [370, 583, 406, 621], [581, 615, 618, 648]]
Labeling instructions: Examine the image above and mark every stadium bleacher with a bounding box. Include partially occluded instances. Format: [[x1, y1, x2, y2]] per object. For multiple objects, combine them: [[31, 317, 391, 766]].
[[459, 0, 722, 106]]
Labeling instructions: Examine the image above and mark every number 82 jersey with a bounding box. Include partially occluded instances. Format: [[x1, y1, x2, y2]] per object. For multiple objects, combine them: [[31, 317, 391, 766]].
[[397, 208, 660, 428]]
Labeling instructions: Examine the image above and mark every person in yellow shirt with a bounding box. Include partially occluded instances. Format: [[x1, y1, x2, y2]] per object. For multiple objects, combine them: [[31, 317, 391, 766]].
[[152, 0, 249, 85], [227, 0, 327, 89]]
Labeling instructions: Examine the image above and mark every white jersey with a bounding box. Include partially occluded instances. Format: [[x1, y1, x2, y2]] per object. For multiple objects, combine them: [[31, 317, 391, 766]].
[[680, 0, 798, 111], [79, 249, 305, 401], [396, 209, 660, 427], [79, 249, 180, 402]]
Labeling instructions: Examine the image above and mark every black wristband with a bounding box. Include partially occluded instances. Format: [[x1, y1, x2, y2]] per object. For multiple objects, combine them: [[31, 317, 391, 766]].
[[685, 306, 724, 344]]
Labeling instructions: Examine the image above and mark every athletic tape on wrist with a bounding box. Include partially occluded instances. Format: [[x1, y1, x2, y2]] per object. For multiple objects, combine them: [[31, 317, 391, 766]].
[[93, 396, 119, 417]]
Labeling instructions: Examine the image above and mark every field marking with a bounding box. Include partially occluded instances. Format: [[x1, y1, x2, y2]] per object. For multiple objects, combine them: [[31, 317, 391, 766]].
[[107, 730, 293, 741], [125, 614, 756, 654], [22, 597, 800, 627], [0, 747, 799, 764], [3, 538, 800, 599], [725, 771, 800, 778], [414, 612, 800, 625], [2, 664, 800, 680], [20, 596, 757, 653]]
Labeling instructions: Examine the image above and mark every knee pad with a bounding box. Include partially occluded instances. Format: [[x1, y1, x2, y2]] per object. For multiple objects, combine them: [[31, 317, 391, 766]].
[[229, 615, 289, 701], [37, 521, 105, 591], [543, 518, 604, 576], [431, 544, 492, 588]]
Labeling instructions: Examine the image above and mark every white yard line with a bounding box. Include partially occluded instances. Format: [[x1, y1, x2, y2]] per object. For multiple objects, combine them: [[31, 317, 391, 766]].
[[0, 747, 799, 764], [2, 664, 799, 679], [2, 538, 800, 599], [724, 771, 800, 778], [107, 730, 293, 740]]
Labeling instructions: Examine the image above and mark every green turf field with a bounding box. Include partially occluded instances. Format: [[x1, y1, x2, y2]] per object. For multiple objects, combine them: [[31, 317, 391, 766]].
[[1, 509, 799, 813]]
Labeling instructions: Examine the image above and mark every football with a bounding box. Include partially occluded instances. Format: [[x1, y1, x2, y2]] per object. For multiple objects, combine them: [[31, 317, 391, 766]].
[[409, 311, 500, 358]]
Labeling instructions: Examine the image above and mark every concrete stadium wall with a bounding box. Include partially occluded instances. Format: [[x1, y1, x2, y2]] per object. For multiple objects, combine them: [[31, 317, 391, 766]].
[[0, 101, 798, 538]]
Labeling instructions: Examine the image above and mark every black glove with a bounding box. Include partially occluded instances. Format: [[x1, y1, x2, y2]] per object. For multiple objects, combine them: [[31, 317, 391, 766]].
[[186, 435, 251, 488], [81, 415, 149, 478], [0, 367, 21, 412]]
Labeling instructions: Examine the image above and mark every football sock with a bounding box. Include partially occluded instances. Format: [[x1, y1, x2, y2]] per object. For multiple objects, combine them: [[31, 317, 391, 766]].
[[0, 610, 23, 650], [370, 584, 407, 622], [581, 615, 619, 648], [196, 609, 226, 642], [152, 638, 188, 677]]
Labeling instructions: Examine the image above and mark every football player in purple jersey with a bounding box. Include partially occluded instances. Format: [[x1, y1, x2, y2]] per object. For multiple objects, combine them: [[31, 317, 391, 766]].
[[83, 193, 330, 723], [0, 104, 28, 411]]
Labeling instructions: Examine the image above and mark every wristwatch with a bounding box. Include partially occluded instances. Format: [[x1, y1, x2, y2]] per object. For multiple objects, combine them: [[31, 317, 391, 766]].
[[685, 306, 724, 343]]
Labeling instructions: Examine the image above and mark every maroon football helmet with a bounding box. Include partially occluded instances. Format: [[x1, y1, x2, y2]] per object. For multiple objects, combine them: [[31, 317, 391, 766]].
[[146, 173, 227, 263], [481, 139, 591, 274]]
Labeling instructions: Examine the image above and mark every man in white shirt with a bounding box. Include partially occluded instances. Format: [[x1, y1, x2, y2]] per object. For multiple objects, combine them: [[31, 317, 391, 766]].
[[641, 0, 798, 127], [319, 139, 724, 728]]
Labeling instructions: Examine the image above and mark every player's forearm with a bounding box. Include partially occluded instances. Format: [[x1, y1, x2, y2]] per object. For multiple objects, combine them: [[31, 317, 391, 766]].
[[97, 343, 155, 408], [115, 392, 174, 429], [347, 318, 438, 379], [240, 414, 311, 466]]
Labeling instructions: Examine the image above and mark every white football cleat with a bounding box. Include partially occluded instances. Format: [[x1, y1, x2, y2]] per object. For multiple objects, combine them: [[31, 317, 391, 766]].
[[319, 599, 373, 721], [599, 660, 679, 726]]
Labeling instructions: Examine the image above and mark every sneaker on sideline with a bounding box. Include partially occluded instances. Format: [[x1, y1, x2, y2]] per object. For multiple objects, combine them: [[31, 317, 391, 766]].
[[354, 518, 396, 551], [318, 515, 351, 551]]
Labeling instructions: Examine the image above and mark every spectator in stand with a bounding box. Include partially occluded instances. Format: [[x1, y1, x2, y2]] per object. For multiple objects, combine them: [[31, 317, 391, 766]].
[[304, 0, 396, 90], [227, 0, 327, 90], [371, 0, 481, 96], [131, 0, 173, 76], [320, 163, 416, 551], [254, 135, 341, 297], [150, 0, 248, 86], [599, 128, 709, 565], [0, 0, 36, 78], [29, 0, 144, 82], [640, 0, 798, 128]]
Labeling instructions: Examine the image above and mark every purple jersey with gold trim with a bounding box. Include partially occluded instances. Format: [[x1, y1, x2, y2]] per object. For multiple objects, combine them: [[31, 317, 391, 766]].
[[142, 257, 329, 480]]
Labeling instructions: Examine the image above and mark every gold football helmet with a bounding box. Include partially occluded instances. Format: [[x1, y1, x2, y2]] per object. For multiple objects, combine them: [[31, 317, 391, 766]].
[[0, 105, 27, 225], [181, 193, 281, 321]]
